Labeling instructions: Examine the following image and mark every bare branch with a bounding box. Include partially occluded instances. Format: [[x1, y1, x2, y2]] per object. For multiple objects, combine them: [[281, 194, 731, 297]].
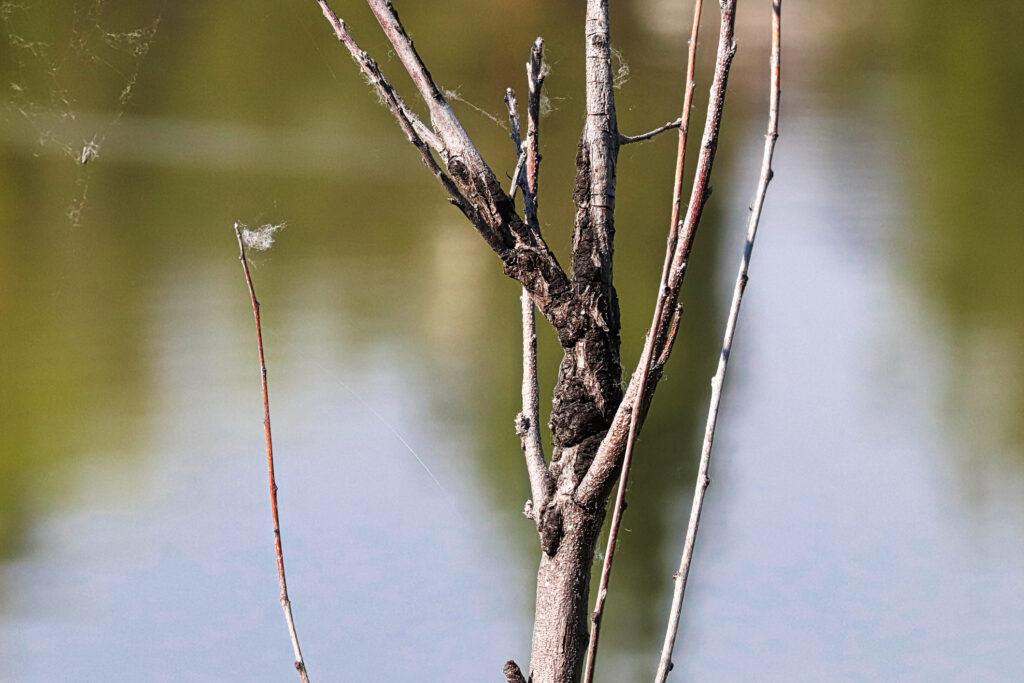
[[583, 13, 706, 659], [525, 37, 545, 231], [316, 1, 577, 339], [656, 2, 781, 678], [516, 289, 554, 536], [234, 224, 311, 683], [315, 3, 437, 150], [619, 117, 682, 145], [572, 0, 619, 297], [535, 7, 623, 556], [364, 0, 536, 244], [505, 85, 553, 539], [507, 39, 547, 244], [364, 0, 476, 162], [505, 88, 525, 157], [508, 148, 528, 201], [315, 2, 490, 244], [578, 0, 736, 511], [504, 88, 536, 224]]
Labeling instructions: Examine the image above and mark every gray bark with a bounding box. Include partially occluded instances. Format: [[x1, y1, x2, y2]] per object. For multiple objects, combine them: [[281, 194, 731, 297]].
[[529, 2, 624, 680], [530, 502, 606, 683]]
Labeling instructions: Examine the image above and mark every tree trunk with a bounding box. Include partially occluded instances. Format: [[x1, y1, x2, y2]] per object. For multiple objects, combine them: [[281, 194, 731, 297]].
[[530, 500, 606, 683]]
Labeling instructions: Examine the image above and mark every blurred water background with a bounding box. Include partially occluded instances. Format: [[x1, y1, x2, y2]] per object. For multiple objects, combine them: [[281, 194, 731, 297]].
[[1, 1, 1023, 681]]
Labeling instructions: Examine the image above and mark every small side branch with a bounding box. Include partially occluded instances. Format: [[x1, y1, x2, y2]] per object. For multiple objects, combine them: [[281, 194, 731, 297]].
[[505, 53, 554, 546], [524, 37, 545, 232], [234, 224, 311, 683], [619, 117, 682, 145], [364, 0, 496, 178], [315, 1, 495, 249], [505, 39, 548, 246], [516, 288, 553, 527], [655, 1, 780, 679]]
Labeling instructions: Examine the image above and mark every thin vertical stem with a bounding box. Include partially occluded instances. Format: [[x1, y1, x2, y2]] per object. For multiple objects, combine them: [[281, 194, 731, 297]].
[[519, 286, 548, 505], [524, 37, 545, 232], [506, 43, 553, 538], [235, 225, 311, 683], [655, 1, 781, 679]]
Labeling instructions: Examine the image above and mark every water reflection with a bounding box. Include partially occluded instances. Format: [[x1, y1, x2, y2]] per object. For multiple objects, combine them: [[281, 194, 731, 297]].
[[1, 0, 1022, 680], [888, 3, 1024, 475]]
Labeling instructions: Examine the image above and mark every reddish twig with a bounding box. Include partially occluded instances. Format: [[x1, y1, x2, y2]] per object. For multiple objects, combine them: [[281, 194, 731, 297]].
[[655, 1, 781, 678], [580, 3, 706, 681], [234, 224, 311, 683]]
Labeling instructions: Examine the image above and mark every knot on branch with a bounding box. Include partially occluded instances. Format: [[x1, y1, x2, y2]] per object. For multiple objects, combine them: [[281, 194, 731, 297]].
[[538, 502, 563, 556], [515, 412, 530, 439], [588, 32, 608, 50]]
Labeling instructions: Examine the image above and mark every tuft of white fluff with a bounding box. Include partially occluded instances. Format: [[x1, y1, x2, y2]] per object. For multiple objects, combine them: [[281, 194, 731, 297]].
[[236, 221, 285, 251]]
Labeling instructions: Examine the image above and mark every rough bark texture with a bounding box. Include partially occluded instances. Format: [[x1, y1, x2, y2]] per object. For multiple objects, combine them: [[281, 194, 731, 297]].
[[530, 501, 607, 683], [530, 2, 623, 680]]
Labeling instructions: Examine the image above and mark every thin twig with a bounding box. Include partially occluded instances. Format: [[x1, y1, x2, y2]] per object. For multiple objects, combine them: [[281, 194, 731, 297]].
[[524, 37, 545, 233], [655, 1, 780, 679], [508, 149, 528, 201], [234, 224, 311, 683], [578, 0, 737, 509], [315, 1, 494, 247], [581, 4, 705, 681], [505, 88, 525, 156], [504, 87, 536, 224], [364, 0, 487, 174], [317, 0, 578, 341], [517, 287, 551, 517], [505, 68, 552, 537], [619, 117, 682, 145]]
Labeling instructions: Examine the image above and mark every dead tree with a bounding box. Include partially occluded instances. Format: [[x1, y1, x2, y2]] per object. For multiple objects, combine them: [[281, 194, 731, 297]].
[[309, 1, 771, 680]]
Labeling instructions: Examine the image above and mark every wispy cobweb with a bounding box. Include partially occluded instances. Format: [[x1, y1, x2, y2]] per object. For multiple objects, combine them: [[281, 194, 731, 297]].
[[611, 47, 631, 89], [1, 0, 160, 225], [443, 88, 507, 129], [236, 221, 285, 251]]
